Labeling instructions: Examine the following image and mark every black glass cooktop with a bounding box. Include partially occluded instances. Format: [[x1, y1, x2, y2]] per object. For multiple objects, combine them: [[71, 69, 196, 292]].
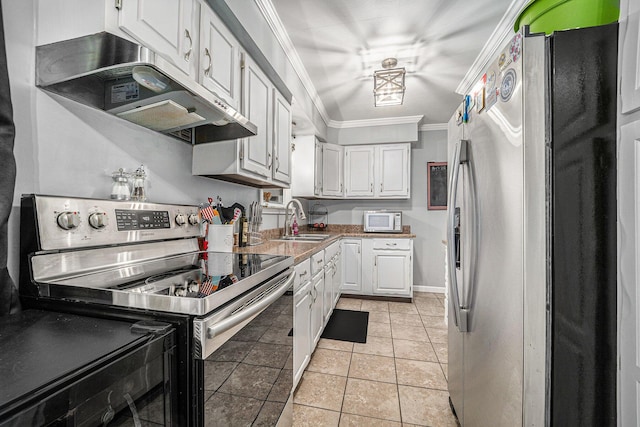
[[114, 252, 288, 299]]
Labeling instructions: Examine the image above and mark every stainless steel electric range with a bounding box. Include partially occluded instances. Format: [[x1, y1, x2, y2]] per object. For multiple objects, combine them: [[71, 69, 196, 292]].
[[19, 194, 294, 426]]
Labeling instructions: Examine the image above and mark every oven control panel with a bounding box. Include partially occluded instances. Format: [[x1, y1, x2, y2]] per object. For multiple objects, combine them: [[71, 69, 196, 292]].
[[114, 209, 171, 231], [30, 195, 203, 251]]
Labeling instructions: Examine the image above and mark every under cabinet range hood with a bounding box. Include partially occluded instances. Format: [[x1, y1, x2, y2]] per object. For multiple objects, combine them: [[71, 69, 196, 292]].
[[36, 32, 257, 143]]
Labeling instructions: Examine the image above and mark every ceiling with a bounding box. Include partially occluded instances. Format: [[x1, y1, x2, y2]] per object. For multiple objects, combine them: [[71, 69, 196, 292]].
[[271, 0, 515, 126]]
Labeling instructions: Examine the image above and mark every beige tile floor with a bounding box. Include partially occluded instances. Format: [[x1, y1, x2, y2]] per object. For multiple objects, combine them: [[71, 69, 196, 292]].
[[293, 292, 458, 427]]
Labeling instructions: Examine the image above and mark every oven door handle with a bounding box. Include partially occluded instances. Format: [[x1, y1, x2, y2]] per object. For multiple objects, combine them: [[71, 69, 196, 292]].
[[206, 270, 295, 339]]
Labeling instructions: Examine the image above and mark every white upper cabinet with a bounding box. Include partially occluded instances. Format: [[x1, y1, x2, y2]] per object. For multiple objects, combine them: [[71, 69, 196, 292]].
[[272, 90, 292, 184], [290, 136, 320, 197], [376, 144, 410, 197], [322, 143, 344, 197], [241, 55, 273, 179], [291, 140, 410, 199], [118, 0, 199, 77], [314, 140, 323, 197], [345, 146, 375, 197], [238, 55, 293, 186], [120, 0, 242, 108], [198, 5, 241, 108]]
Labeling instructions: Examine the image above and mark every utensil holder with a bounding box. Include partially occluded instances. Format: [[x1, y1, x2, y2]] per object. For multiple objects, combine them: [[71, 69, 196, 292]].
[[207, 224, 234, 252]]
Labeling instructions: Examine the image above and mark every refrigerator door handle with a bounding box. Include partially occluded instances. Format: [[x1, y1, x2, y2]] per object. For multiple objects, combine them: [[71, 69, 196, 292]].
[[447, 139, 468, 333]]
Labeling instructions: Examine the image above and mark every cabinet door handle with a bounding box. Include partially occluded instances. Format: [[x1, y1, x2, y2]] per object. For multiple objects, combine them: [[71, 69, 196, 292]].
[[203, 48, 212, 76], [357, 246, 360, 254], [300, 270, 308, 277], [268, 152, 273, 170], [370, 183, 373, 192], [386, 243, 398, 246], [275, 156, 280, 172], [184, 29, 193, 61], [380, 183, 383, 192]]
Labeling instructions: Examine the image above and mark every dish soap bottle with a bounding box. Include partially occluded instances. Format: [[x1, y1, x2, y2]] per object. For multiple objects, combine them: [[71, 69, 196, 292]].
[[292, 215, 299, 236]]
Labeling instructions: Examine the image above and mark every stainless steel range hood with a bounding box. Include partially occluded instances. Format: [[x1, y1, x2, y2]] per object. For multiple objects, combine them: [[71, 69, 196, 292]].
[[36, 32, 257, 143]]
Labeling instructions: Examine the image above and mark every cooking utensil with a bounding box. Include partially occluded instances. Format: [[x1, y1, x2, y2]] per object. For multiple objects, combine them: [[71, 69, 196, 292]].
[[232, 208, 241, 223], [229, 203, 245, 217], [220, 207, 235, 223], [211, 209, 222, 225]]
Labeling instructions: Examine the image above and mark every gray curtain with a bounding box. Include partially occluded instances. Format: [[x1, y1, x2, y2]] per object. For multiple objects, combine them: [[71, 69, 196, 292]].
[[0, 1, 18, 316]]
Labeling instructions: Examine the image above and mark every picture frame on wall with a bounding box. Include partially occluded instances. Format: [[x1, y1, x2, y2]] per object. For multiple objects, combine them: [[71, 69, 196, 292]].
[[427, 162, 447, 210]]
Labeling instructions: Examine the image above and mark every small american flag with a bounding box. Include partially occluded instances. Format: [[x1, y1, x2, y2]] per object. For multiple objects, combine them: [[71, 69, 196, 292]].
[[198, 277, 216, 297], [200, 205, 215, 223]]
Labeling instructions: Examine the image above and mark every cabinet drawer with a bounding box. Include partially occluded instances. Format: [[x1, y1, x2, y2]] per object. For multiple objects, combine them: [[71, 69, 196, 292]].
[[294, 259, 311, 292], [372, 239, 411, 250], [324, 241, 339, 262], [294, 279, 311, 303], [311, 250, 325, 275]]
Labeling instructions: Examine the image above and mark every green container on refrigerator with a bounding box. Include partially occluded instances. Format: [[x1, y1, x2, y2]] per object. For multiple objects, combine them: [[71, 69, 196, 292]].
[[514, 0, 619, 34]]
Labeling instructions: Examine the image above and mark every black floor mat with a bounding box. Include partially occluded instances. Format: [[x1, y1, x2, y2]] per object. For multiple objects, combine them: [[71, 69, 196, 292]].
[[321, 309, 369, 343]]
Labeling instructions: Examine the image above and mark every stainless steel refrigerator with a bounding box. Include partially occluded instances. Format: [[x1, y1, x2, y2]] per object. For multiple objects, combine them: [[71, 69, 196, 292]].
[[446, 24, 617, 426]]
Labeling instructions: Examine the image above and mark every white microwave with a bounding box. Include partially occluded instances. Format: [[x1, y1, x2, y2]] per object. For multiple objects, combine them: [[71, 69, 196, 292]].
[[363, 211, 402, 233]]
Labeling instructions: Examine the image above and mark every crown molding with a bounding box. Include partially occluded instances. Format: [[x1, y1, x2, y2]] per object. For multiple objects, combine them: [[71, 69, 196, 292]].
[[419, 123, 448, 132], [328, 115, 424, 129], [254, 0, 331, 125], [455, 0, 530, 95]]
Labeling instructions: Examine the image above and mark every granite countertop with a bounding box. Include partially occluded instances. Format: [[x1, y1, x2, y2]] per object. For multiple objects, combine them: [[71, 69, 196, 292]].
[[233, 225, 415, 264]]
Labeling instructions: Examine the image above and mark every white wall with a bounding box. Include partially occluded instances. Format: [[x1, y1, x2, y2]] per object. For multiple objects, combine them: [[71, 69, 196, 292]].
[[313, 130, 448, 290], [4, 1, 263, 283]]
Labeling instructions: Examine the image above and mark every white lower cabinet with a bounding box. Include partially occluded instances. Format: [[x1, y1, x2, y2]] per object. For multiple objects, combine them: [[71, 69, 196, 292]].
[[293, 280, 311, 387], [323, 260, 334, 324], [293, 244, 343, 389], [323, 241, 340, 323], [332, 248, 342, 306], [293, 259, 311, 388], [343, 237, 413, 298], [310, 269, 325, 348], [341, 239, 362, 294], [372, 250, 412, 296]]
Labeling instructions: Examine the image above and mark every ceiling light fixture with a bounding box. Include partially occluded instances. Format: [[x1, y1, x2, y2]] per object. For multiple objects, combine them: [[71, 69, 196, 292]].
[[373, 58, 405, 107]]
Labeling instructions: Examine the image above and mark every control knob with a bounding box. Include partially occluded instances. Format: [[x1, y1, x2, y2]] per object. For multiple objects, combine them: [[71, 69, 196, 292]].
[[57, 211, 80, 230], [175, 213, 187, 226], [88, 212, 109, 229], [188, 213, 199, 226]]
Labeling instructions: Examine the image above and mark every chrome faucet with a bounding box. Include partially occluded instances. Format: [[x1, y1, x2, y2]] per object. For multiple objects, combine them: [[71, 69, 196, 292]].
[[284, 199, 307, 237]]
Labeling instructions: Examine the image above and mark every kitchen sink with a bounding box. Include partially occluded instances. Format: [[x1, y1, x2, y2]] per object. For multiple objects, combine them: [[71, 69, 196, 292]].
[[275, 234, 331, 242]]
